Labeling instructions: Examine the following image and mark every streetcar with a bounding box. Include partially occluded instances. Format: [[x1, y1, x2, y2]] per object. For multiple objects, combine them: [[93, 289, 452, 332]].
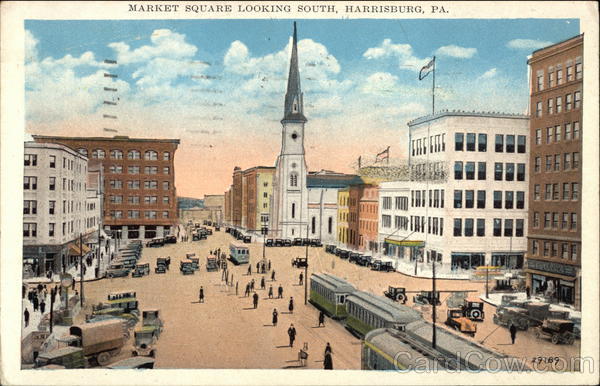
[[344, 290, 422, 338], [229, 243, 250, 265], [309, 273, 356, 319]]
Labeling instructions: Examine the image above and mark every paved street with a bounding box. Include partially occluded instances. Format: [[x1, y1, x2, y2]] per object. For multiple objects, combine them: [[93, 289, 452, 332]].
[[77, 228, 580, 370]]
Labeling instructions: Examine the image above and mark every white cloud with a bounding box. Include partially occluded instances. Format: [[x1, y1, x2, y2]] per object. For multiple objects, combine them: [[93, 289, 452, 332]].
[[479, 68, 498, 79], [108, 29, 197, 65], [360, 72, 399, 94], [435, 45, 477, 59], [25, 29, 39, 62], [363, 39, 430, 71], [506, 38, 553, 50]]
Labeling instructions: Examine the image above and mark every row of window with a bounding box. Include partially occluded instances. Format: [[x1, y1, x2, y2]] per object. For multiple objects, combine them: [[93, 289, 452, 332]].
[[411, 189, 445, 209], [454, 218, 525, 237], [381, 214, 411, 230], [381, 196, 409, 211], [532, 212, 578, 231], [79, 149, 171, 161], [24, 199, 84, 216], [452, 190, 525, 210], [453, 162, 526, 182], [535, 92, 582, 118], [109, 180, 170, 190], [533, 183, 579, 201], [454, 134, 527, 154], [24, 220, 83, 238], [110, 210, 170, 219], [531, 240, 578, 261], [410, 216, 444, 235], [24, 154, 85, 173], [109, 165, 170, 175], [109, 195, 171, 205], [24, 177, 85, 192], [411, 134, 446, 156], [535, 122, 581, 145], [533, 152, 579, 173], [535, 58, 582, 92]]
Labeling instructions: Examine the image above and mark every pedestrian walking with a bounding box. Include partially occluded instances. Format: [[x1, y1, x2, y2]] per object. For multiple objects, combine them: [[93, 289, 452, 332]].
[[261, 263, 266, 274], [509, 324, 517, 344], [526, 286, 531, 299], [324, 342, 332, 356], [278, 285, 283, 299], [250, 279, 255, 291], [271, 270, 276, 281], [288, 297, 294, 314], [324, 352, 333, 370], [40, 300, 46, 314], [24, 308, 30, 327], [22, 285, 26, 299], [247, 265, 252, 276], [272, 309, 278, 326], [199, 286, 205, 303], [236, 281, 239, 295], [318, 311, 325, 327], [245, 284, 250, 297], [256, 262, 260, 273], [299, 272, 303, 286], [253, 292, 259, 309], [268, 259, 271, 271], [261, 277, 265, 290], [287, 324, 297, 347], [268, 286, 274, 299], [32, 296, 39, 312]]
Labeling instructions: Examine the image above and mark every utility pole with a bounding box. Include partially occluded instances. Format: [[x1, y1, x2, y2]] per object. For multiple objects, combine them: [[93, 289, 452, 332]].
[[486, 267, 490, 299], [79, 233, 84, 307], [305, 225, 309, 305], [432, 258, 437, 349]]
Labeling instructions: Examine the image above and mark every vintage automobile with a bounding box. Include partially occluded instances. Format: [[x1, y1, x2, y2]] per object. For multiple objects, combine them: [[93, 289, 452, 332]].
[[461, 298, 485, 321], [34, 346, 87, 369], [383, 286, 407, 303], [357, 255, 373, 267], [225, 227, 231, 233], [155, 258, 167, 274], [188, 257, 200, 271], [293, 238, 303, 246], [370, 260, 394, 272], [164, 235, 177, 244], [310, 239, 323, 247], [283, 239, 292, 247], [349, 253, 362, 264], [535, 319, 575, 345], [180, 260, 195, 275], [106, 263, 130, 278], [229, 243, 250, 264], [55, 320, 126, 366], [192, 232, 201, 241], [131, 263, 150, 278], [206, 229, 213, 236], [243, 236, 252, 243], [338, 249, 350, 259], [445, 309, 477, 336], [324, 244, 336, 253], [236, 233, 244, 240], [413, 291, 442, 306], [108, 357, 155, 369], [145, 238, 164, 248], [291, 257, 308, 268], [492, 306, 531, 330], [142, 309, 164, 336], [274, 239, 284, 247], [206, 256, 218, 272], [266, 239, 274, 247], [214, 226, 220, 232], [301, 238, 311, 246]]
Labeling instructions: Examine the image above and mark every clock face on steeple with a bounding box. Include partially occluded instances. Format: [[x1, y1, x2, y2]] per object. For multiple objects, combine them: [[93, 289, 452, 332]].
[[291, 132, 298, 140]]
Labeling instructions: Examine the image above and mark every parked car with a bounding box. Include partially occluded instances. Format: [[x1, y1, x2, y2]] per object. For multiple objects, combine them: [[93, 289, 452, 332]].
[[371, 260, 394, 271], [106, 263, 130, 278], [325, 244, 336, 253], [145, 238, 164, 248], [338, 250, 350, 259], [131, 263, 150, 278], [445, 309, 477, 337], [243, 236, 252, 243], [301, 238, 311, 246], [291, 257, 308, 268], [383, 286, 407, 303], [310, 239, 323, 247], [266, 239, 274, 247], [461, 299, 485, 321], [283, 239, 292, 247], [164, 235, 177, 244], [349, 253, 362, 264], [535, 319, 575, 345], [274, 239, 284, 247], [357, 255, 373, 266], [206, 257, 218, 272], [180, 260, 195, 275], [413, 291, 441, 306], [293, 238, 303, 246]]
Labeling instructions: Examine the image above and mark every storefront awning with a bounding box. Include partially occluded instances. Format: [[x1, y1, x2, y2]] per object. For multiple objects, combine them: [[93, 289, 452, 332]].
[[384, 238, 424, 247], [68, 243, 91, 256]]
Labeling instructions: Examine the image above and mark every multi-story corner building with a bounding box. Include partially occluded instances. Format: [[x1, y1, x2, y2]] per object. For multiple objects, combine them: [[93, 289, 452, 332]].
[[347, 183, 378, 252], [525, 35, 582, 309], [33, 135, 180, 240], [337, 188, 350, 246], [23, 141, 91, 275], [307, 171, 363, 244], [241, 166, 275, 234], [377, 182, 410, 258], [380, 111, 530, 270]]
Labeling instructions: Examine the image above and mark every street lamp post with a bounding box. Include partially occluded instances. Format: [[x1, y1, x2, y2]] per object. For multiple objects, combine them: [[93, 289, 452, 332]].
[[432, 258, 437, 349], [305, 225, 309, 305]]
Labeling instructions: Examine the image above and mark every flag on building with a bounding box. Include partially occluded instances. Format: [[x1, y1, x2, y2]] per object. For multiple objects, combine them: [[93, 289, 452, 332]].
[[375, 146, 390, 163], [419, 57, 435, 80]]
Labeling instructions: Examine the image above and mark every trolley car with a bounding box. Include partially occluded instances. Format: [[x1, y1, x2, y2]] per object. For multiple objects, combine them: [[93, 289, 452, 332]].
[[309, 273, 356, 319]]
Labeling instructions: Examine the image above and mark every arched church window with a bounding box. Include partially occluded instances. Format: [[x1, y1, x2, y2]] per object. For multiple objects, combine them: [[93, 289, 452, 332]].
[[292, 203, 296, 219], [290, 172, 298, 187]]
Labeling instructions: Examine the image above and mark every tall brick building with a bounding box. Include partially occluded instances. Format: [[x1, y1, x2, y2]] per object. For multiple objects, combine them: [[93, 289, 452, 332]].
[[33, 135, 180, 240], [524, 35, 582, 309]]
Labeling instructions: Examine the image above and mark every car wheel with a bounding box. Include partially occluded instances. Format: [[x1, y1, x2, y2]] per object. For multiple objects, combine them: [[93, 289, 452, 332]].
[[108, 273, 114, 278], [566, 335, 575, 345], [551, 334, 560, 345], [397, 294, 407, 303], [470, 309, 482, 320], [97, 352, 111, 366]]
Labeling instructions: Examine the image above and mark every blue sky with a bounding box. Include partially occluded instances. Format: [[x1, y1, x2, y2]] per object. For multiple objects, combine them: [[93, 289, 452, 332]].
[[24, 19, 580, 196]]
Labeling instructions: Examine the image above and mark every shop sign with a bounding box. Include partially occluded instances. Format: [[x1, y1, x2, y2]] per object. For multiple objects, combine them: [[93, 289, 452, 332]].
[[526, 259, 576, 277]]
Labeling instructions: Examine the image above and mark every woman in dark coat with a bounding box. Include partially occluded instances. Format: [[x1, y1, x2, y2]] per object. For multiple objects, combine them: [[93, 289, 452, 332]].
[[288, 297, 294, 314], [272, 309, 278, 326], [324, 352, 333, 370]]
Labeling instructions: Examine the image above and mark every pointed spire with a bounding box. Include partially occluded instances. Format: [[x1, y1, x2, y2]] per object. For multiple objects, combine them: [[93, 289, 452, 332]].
[[282, 21, 306, 122]]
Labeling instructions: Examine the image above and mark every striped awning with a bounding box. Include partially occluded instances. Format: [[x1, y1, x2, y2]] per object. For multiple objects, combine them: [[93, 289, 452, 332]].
[[384, 238, 424, 247], [68, 243, 91, 256]]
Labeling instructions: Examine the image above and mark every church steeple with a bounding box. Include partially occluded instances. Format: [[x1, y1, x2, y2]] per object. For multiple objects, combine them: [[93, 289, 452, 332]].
[[282, 22, 307, 123]]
